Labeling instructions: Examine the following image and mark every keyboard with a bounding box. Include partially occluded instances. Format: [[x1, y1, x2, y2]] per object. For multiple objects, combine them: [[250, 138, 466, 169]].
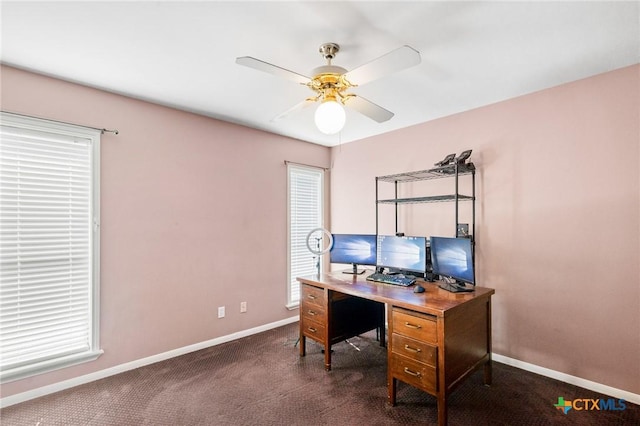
[[366, 272, 416, 287]]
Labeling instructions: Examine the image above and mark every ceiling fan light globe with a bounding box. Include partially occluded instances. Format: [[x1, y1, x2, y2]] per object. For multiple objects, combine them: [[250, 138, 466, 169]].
[[315, 100, 345, 134]]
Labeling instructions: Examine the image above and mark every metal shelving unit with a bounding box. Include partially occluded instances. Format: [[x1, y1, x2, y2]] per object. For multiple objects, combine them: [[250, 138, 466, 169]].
[[375, 162, 476, 239]]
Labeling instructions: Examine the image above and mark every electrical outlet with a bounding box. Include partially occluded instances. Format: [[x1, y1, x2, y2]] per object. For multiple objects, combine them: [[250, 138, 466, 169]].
[[240, 301, 247, 313], [218, 306, 225, 318]]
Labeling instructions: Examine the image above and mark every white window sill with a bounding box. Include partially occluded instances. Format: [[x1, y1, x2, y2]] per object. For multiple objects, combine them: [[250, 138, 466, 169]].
[[1, 349, 104, 384]]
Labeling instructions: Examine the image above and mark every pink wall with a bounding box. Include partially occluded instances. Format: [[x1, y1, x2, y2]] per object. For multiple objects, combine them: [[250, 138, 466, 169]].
[[2, 63, 638, 399], [0, 65, 330, 397], [330, 65, 640, 394]]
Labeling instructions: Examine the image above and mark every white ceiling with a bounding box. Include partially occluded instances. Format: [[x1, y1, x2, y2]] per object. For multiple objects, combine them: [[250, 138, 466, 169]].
[[1, 1, 639, 147]]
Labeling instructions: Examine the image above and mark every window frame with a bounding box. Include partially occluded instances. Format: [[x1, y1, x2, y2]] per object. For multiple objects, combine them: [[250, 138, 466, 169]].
[[286, 163, 325, 309], [0, 112, 103, 383]]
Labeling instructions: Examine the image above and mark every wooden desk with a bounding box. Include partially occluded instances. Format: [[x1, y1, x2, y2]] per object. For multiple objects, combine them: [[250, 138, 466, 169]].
[[297, 272, 494, 426]]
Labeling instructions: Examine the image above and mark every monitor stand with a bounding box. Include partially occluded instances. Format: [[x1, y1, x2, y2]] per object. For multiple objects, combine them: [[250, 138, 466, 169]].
[[439, 278, 474, 293], [342, 264, 366, 275]]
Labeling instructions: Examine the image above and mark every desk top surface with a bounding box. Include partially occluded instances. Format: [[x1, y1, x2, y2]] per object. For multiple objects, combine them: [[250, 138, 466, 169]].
[[298, 271, 495, 317]]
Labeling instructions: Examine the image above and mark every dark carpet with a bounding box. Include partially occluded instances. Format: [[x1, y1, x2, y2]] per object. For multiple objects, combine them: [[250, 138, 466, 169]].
[[1, 322, 638, 425]]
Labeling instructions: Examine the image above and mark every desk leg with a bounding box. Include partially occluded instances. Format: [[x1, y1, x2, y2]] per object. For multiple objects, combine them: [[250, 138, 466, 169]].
[[324, 345, 331, 371], [437, 393, 448, 426], [387, 377, 397, 406], [299, 334, 306, 357]]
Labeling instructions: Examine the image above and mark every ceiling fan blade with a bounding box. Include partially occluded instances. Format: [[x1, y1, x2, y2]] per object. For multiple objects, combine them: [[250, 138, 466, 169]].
[[343, 45, 421, 86], [272, 99, 316, 122], [344, 95, 394, 123], [236, 56, 310, 85]]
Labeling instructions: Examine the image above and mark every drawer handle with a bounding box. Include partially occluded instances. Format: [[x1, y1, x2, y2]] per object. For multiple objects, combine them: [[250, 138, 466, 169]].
[[308, 327, 317, 333], [404, 367, 422, 378], [307, 294, 317, 300], [308, 310, 317, 316], [404, 344, 421, 353], [404, 322, 422, 330]]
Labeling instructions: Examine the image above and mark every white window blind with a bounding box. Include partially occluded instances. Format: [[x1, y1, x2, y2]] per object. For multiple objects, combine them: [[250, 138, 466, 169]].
[[287, 164, 324, 308], [0, 112, 102, 383]]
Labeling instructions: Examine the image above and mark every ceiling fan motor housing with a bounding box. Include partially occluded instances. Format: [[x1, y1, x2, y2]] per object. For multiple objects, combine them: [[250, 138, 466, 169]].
[[309, 65, 352, 104]]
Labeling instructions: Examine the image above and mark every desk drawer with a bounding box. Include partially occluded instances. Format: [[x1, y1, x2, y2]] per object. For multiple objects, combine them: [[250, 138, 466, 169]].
[[302, 284, 325, 308], [392, 308, 437, 343], [391, 333, 437, 366], [301, 317, 325, 342], [390, 354, 437, 394], [301, 304, 326, 322]]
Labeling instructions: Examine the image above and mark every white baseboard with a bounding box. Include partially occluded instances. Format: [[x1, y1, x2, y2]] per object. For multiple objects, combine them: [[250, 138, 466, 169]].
[[492, 353, 640, 405], [4, 325, 638, 409], [0, 316, 299, 408]]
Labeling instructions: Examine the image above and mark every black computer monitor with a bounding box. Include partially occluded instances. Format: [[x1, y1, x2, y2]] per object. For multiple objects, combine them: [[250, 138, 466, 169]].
[[330, 234, 377, 274], [430, 236, 475, 292], [376, 235, 427, 275]]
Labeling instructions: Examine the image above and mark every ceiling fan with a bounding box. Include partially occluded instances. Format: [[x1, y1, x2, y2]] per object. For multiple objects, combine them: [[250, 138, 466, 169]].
[[236, 43, 421, 134]]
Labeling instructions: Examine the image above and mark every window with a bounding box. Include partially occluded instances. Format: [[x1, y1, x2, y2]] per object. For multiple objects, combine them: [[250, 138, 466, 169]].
[[287, 164, 324, 308], [0, 112, 103, 383]]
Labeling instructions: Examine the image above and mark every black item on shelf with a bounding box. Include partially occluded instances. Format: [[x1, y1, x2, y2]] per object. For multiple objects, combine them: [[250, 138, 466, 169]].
[[455, 149, 472, 164], [434, 153, 456, 167]]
